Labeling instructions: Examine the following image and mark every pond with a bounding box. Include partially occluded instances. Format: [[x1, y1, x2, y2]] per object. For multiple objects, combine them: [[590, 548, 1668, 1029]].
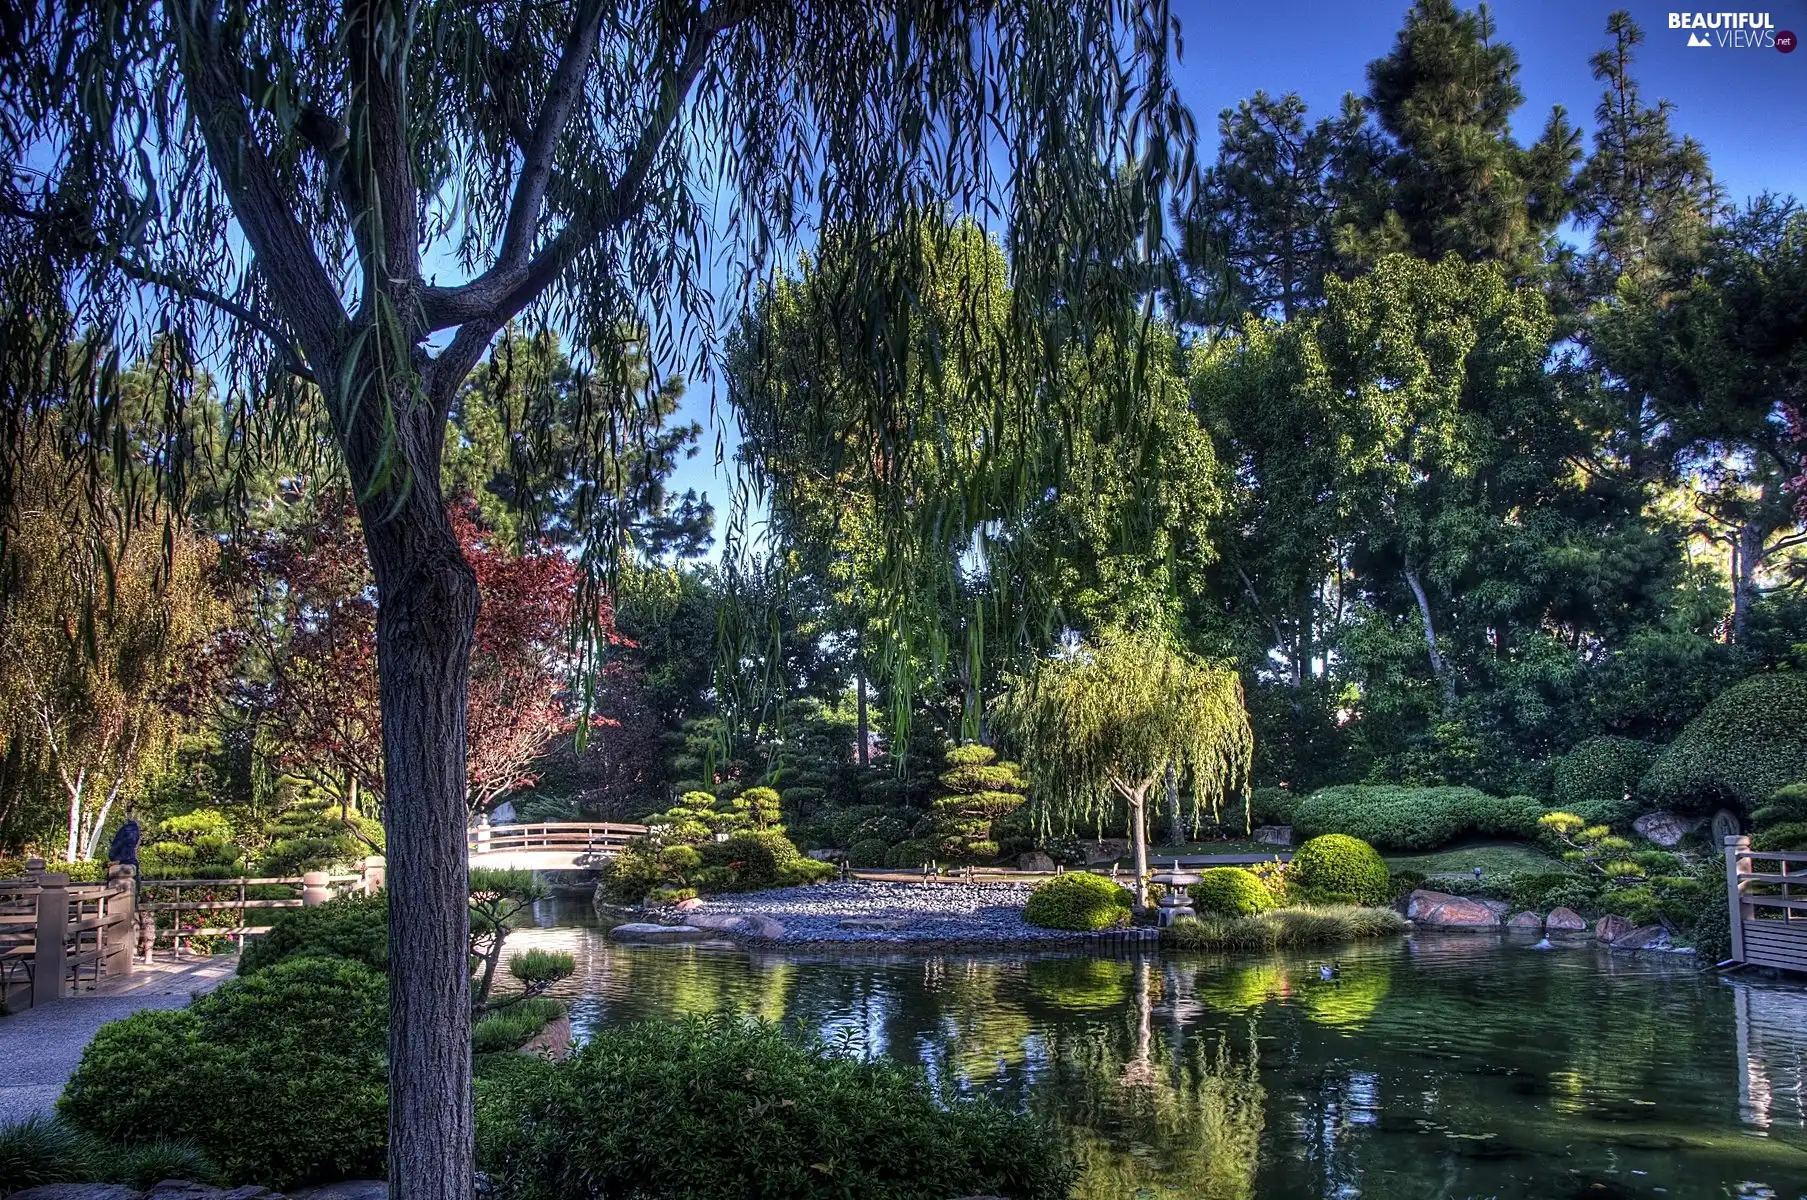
[[512, 904, 1807, 1199]]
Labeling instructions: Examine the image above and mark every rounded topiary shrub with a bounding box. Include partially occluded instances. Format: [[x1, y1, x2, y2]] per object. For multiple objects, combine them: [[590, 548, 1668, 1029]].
[[60, 956, 388, 1188], [1551, 736, 1657, 825], [475, 1013, 1074, 1200], [847, 837, 890, 868], [1640, 673, 1807, 813], [236, 891, 388, 975], [1188, 868, 1275, 917], [1022, 872, 1131, 931], [1288, 834, 1389, 906]]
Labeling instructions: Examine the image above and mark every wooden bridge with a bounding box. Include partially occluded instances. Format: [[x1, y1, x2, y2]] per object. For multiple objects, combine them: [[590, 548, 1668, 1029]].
[[1727, 837, 1807, 975], [467, 821, 647, 871]]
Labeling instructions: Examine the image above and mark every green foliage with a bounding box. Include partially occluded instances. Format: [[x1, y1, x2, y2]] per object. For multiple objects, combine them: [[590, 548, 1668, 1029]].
[[1021, 872, 1132, 931], [1640, 674, 1807, 812], [883, 839, 933, 869], [1187, 868, 1276, 917], [1752, 783, 1807, 829], [1162, 905, 1406, 951], [0, 1116, 105, 1191], [59, 957, 388, 1188], [1289, 834, 1390, 906], [927, 745, 1028, 863], [847, 838, 889, 868], [1248, 787, 1299, 826], [236, 891, 388, 976], [472, 997, 567, 1055], [1294, 785, 1541, 851], [1550, 736, 1657, 825], [475, 1014, 1075, 1200], [508, 949, 575, 990]]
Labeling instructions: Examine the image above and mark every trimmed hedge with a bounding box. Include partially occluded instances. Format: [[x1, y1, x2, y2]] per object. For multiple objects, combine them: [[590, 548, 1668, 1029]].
[[1022, 872, 1131, 931], [1188, 868, 1275, 917], [1550, 736, 1657, 825], [475, 1014, 1075, 1200], [1640, 673, 1807, 813], [237, 891, 388, 976], [59, 956, 388, 1188], [1293, 785, 1541, 851], [1289, 835, 1389, 906]]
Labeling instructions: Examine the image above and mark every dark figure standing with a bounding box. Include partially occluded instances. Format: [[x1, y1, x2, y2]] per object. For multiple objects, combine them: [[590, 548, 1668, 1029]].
[[107, 814, 141, 868]]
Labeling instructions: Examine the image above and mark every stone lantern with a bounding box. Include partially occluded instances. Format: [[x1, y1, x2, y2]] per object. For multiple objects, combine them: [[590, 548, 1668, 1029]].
[[1148, 858, 1201, 927]]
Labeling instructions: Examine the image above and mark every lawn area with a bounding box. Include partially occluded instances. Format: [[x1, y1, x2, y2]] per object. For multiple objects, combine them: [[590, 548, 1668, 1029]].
[[1146, 840, 1287, 859], [1383, 840, 1565, 877]]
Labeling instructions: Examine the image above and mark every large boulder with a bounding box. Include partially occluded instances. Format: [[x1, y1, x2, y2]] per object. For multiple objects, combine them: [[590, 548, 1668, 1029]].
[[1406, 889, 1501, 927], [1631, 811, 1695, 847], [1594, 914, 1632, 943], [1609, 924, 1672, 952], [1017, 850, 1057, 872], [1545, 907, 1588, 932], [1081, 839, 1129, 865], [686, 912, 786, 939], [1506, 911, 1545, 930], [1252, 825, 1293, 847]]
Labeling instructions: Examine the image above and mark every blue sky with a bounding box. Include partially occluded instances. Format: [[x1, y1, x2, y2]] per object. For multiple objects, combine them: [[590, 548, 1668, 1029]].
[[662, 0, 1807, 551]]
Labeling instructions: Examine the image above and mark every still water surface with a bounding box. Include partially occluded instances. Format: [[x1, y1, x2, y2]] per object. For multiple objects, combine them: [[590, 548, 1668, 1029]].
[[513, 906, 1807, 1199]]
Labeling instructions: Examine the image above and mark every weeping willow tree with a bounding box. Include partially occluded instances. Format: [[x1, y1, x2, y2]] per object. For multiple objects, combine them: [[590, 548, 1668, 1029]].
[[1, 1, 1197, 1195], [998, 626, 1252, 908]]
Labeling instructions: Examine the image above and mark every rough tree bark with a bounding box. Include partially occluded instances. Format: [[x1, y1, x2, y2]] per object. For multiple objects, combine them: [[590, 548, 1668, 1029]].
[[1113, 775, 1155, 910]]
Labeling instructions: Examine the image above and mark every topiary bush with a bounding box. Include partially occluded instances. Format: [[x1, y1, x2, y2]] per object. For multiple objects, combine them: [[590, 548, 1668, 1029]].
[[847, 837, 890, 868], [59, 956, 388, 1188], [236, 891, 388, 976], [475, 1013, 1074, 1200], [1640, 673, 1807, 813], [1249, 787, 1299, 826], [1550, 736, 1657, 825], [1292, 785, 1541, 851], [1289, 834, 1389, 906], [1022, 872, 1131, 931], [1188, 868, 1276, 917]]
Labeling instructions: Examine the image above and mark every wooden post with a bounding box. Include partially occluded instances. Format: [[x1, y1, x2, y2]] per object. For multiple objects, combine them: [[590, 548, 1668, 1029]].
[[1726, 835, 1749, 964], [361, 855, 387, 893], [33, 872, 69, 1007], [301, 871, 332, 907], [105, 863, 136, 979]]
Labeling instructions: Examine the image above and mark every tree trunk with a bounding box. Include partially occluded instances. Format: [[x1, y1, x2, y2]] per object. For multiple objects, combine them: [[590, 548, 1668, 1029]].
[[855, 622, 869, 768], [63, 766, 87, 863], [1730, 520, 1762, 646], [1403, 563, 1456, 707], [1165, 762, 1181, 848], [1128, 781, 1152, 911], [361, 488, 480, 1200]]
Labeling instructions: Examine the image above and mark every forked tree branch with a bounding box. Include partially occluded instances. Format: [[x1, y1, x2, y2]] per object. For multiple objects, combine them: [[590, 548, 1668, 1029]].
[[114, 255, 316, 382]]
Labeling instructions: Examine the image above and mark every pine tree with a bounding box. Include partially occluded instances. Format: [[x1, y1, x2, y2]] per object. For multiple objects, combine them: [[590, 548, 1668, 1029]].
[[927, 743, 1028, 864], [1341, 0, 1580, 276]]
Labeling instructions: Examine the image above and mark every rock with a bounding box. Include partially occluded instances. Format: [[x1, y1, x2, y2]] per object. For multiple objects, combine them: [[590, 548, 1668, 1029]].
[[11, 1187, 146, 1200], [1017, 851, 1057, 872], [806, 848, 847, 862], [1477, 898, 1512, 918], [1632, 811, 1694, 847], [146, 1186, 284, 1200], [1609, 925, 1672, 952], [607, 922, 708, 943], [518, 1013, 572, 1060], [1406, 889, 1501, 927], [289, 1184, 385, 1200], [1594, 914, 1631, 943], [1545, 907, 1588, 932], [672, 896, 706, 913], [1506, 911, 1545, 930], [1252, 825, 1293, 847], [1081, 839, 1129, 865], [837, 916, 912, 931], [686, 911, 786, 939]]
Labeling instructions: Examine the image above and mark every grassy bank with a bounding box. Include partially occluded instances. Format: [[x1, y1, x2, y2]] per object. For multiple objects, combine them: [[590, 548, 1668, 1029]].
[[1382, 841, 1563, 877], [1160, 905, 1407, 952]]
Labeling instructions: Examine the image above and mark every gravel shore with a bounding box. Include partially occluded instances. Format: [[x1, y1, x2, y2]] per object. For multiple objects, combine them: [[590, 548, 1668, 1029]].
[[665, 879, 1112, 946]]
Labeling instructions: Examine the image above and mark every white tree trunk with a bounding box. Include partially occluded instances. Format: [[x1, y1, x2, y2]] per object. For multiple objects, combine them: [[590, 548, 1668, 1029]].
[[64, 766, 87, 863]]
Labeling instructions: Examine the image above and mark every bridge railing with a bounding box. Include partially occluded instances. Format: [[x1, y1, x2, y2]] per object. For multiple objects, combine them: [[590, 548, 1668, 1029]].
[[468, 821, 647, 859], [1726, 836, 1807, 974], [0, 861, 138, 1009]]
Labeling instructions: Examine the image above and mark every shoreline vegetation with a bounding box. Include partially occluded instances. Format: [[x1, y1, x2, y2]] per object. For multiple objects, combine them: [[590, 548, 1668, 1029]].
[[1161, 905, 1408, 952]]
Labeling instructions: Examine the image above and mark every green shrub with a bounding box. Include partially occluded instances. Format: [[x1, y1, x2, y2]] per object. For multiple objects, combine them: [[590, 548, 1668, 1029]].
[[1162, 905, 1406, 951], [1640, 673, 1807, 813], [1387, 869, 1426, 901], [883, 839, 933, 869], [1292, 785, 1541, 851], [847, 837, 890, 868], [1550, 736, 1657, 825], [475, 1014, 1074, 1200], [0, 1115, 104, 1191], [1289, 835, 1389, 906], [1188, 868, 1276, 917], [700, 829, 831, 890], [60, 956, 388, 1188], [0, 859, 107, 883], [472, 997, 567, 1055], [1022, 872, 1131, 931], [1753, 822, 1807, 851], [237, 891, 388, 976], [598, 839, 666, 905], [1249, 787, 1299, 826], [1752, 783, 1807, 830]]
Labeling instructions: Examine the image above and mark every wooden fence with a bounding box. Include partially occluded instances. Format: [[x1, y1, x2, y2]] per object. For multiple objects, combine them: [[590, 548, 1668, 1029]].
[[137, 861, 380, 956], [1726, 837, 1807, 975], [0, 861, 138, 1010]]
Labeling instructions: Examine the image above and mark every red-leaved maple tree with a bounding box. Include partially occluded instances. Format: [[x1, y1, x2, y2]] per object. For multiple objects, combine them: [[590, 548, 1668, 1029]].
[[248, 493, 603, 816]]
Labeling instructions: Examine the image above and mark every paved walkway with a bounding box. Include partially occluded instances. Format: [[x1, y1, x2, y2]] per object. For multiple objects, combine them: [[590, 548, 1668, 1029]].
[[0, 956, 234, 1126]]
